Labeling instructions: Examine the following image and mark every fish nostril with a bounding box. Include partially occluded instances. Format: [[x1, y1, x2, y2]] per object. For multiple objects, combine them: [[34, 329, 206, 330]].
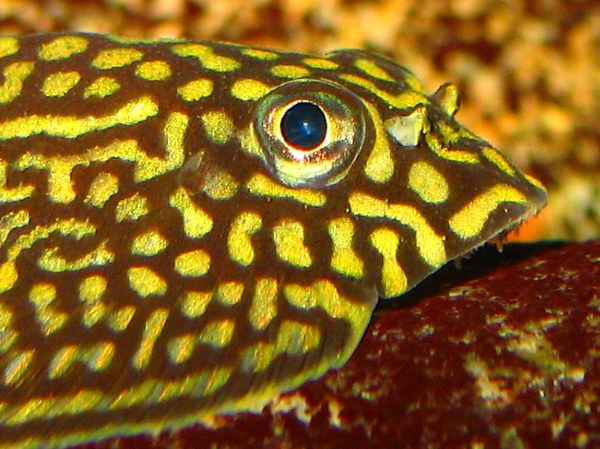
[[384, 106, 427, 147]]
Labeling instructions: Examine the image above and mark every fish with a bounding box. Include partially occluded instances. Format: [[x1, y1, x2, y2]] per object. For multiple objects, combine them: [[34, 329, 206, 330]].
[[0, 32, 547, 448]]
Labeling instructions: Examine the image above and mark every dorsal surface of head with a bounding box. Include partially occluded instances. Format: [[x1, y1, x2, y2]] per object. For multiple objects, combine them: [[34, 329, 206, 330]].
[[201, 46, 548, 299]]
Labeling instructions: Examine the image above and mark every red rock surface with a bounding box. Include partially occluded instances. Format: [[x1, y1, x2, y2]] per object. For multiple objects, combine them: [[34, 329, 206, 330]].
[[85, 240, 599, 449]]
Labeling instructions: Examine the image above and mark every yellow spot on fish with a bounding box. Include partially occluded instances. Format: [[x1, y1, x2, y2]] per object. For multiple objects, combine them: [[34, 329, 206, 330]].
[[349, 192, 447, 268], [425, 133, 479, 164], [0, 62, 34, 104], [83, 76, 120, 98], [201, 110, 234, 144], [28, 282, 55, 307], [85, 138, 180, 184], [0, 262, 17, 294], [230, 78, 271, 101], [135, 60, 172, 81], [38, 36, 88, 61], [162, 111, 188, 167], [216, 282, 244, 306], [197, 366, 232, 395], [127, 267, 167, 297], [0, 37, 18, 59], [436, 121, 477, 146], [92, 47, 143, 69], [48, 345, 79, 379], [482, 147, 516, 176], [370, 228, 408, 297], [246, 173, 326, 207], [227, 212, 262, 266], [0, 310, 16, 353], [240, 342, 276, 373], [404, 71, 426, 92], [6, 397, 58, 425], [13, 153, 84, 203], [363, 101, 394, 183], [248, 278, 278, 330], [131, 230, 168, 256], [115, 193, 148, 222], [328, 217, 364, 278], [169, 187, 213, 238], [85, 341, 115, 371], [79, 276, 108, 323], [0, 95, 158, 140], [0, 160, 34, 203], [277, 320, 321, 354], [302, 57, 339, 70], [108, 306, 136, 332], [38, 241, 114, 272], [408, 161, 449, 203], [174, 249, 211, 277], [284, 280, 373, 333], [132, 308, 169, 370], [0, 305, 16, 349], [449, 184, 528, 239], [82, 301, 106, 328], [167, 334, 195, 364], [354, 58, 394, 82], [28, 283, 68, 336], [238, 122, 263, 159], [108, 36, 162, 45], [270, 65, 311, 79], [5, 221, 97, 292], [0, 211, 29, 248], [341, 74, 428, 110], [84, 172, 119, 207], [3, 350, 34, 386], [41, 71, 81, 97], [198, 320, 235, 348], [273, 219, 312, 268], [172, 43, 240, 72], [61, 391, 104, 416], [525, 174, 546, 191], [180, 291, 212, 319], [241, 48, 279, 60], [178, 78, 213, 101], [201, 168, 239, 200]]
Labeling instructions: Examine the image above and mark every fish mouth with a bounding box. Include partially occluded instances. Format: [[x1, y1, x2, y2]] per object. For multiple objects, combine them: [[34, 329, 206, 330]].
[[444, 176, 548, 264], [457, 187, 547, 262], [496, 177, 548, 240]]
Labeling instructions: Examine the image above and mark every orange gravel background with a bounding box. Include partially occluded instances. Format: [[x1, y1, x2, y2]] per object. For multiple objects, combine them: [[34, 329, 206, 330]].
[[0, 0, 598, 240]]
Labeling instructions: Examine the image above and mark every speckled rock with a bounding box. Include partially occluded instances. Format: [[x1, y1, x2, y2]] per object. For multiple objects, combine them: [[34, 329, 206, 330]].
[[85, 240, 599, 449]]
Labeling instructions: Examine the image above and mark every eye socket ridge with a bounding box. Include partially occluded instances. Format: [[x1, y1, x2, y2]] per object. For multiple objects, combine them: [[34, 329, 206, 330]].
[[254, 79, 367, 189]]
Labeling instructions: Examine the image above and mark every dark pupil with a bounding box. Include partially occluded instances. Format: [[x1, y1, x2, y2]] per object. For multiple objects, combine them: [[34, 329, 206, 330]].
[[280, 102, 327, 150]]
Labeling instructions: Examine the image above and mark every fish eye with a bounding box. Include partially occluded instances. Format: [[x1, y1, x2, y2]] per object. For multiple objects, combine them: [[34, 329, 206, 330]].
[[254, 79, 367, 188], [280, 102, 327, 150]]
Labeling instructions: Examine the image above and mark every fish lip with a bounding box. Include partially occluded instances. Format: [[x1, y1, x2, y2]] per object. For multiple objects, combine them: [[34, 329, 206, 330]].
[[505, 188, 548, 236], [446, 185, 548, 265], [525, 181, 549, 211], [496, 189, 547, 234], [451, 208, 543, 267]]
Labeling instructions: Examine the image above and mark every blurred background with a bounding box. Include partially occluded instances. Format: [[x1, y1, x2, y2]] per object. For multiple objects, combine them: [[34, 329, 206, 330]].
[[0, 0, 598, 241]]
